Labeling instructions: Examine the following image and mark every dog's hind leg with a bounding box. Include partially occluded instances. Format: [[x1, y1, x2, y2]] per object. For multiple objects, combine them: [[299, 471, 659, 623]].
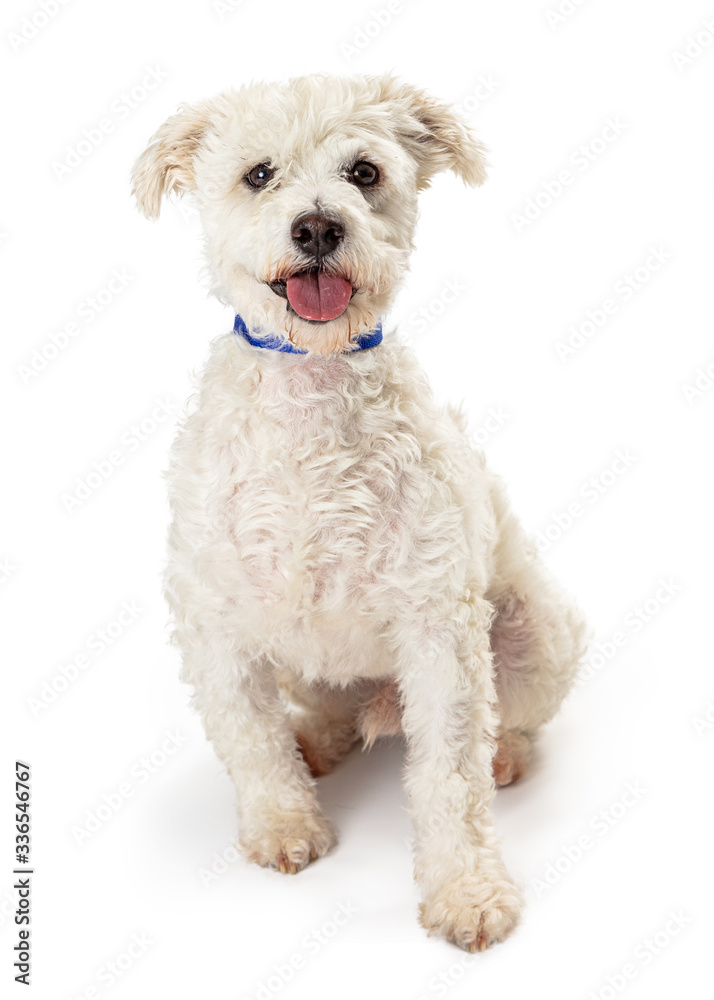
[[287, 677, 404, 776], [487, 479, 588, 786], [285, 679, 363, 778], [489, 568, 586, 756], [357, 679, 402, 749]]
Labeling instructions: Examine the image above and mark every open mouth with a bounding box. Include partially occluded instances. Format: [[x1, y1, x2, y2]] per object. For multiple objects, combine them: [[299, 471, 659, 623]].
[[268, 269, 354, 323]]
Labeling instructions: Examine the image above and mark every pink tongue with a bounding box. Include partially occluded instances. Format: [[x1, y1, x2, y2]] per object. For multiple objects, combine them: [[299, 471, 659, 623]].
[[286, 272, 352, 321]]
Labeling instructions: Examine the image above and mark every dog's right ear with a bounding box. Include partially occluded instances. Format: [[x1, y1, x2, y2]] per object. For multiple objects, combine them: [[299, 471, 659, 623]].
[[131, 100, 218, 220]]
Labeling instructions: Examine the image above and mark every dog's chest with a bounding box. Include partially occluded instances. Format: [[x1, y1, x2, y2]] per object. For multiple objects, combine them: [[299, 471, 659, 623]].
[[223, 357, 440, 618]]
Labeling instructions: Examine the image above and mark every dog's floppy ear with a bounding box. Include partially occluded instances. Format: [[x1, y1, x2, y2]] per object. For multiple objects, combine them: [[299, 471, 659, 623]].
[[379, 78, 488, 190], [131, 100, 219, 219]]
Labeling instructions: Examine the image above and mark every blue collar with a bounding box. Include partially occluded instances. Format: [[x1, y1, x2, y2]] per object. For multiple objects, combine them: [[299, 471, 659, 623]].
[[233, 314, 383, 354]]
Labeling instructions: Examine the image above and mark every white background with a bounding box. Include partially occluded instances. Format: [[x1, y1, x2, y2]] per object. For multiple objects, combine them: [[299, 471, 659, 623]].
[[3, 0, 713, 998]]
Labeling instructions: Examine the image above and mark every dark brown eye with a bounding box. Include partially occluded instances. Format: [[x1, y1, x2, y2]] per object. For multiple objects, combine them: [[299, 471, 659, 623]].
[[351, 161, 379, 187], [246, 163, 275, 188]]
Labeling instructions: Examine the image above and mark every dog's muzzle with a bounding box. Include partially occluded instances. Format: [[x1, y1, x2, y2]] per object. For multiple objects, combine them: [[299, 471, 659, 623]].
[[265, 213, 351, 322]]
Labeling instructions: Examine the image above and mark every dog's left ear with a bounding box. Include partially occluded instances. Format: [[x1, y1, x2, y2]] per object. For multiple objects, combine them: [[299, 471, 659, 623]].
[[379, 79, 489, 190], [131, 99, 220, 219]]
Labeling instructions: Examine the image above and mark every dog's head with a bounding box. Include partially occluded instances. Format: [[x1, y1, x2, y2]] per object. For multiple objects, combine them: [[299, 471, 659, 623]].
[[132, 75, 487, 354]]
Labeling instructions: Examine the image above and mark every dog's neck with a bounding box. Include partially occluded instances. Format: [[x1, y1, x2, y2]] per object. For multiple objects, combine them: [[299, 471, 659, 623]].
[[233, 314, 383, 355]]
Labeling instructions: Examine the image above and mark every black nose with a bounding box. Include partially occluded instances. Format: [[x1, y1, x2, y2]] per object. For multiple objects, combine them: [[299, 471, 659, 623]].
[[291, 213, 344, 261]]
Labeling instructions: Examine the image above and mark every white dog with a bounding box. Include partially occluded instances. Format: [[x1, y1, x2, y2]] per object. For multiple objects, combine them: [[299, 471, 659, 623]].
[[132, 74, 586, 952]]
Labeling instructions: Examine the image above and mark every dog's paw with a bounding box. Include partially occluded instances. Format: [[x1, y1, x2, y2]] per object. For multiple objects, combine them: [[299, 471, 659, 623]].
[[420, 872, 522, 951], [239, 810, 337, 874]]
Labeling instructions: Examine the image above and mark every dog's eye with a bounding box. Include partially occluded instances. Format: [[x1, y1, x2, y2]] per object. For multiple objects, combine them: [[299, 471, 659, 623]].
[[246, 163, 275, 189], [350, 161, 380, 187]]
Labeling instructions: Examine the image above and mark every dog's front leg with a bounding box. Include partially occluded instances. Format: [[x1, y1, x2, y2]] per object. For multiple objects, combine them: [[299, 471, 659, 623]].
[[396, 598, 522, 951], [191, 646, 336, 874]]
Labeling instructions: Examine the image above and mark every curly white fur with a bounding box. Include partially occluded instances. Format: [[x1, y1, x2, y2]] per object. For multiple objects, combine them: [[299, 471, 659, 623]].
[[132, 74, 586, 952]]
